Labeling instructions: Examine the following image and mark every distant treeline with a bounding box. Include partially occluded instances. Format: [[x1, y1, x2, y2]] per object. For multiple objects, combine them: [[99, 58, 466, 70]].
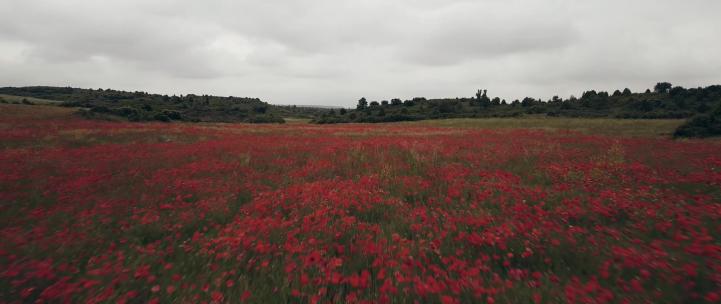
[[312, 82, 721, 137], [315, 83, 721, 123], [0, 86, 325, 123]]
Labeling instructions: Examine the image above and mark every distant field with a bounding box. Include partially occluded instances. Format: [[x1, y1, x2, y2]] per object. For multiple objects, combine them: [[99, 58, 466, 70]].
[[282, 117, 313, 124], [412, 117, 686, 137], [0, 94, 64, 105], [0, 103, 75, 121], [2, 103, 720, 303]]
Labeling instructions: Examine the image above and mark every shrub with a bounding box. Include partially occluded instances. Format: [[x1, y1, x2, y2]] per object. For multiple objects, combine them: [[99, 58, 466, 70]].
[[90, 106, 111, 113], [115, 107, 139, 117], [246, 115, 285, 124], [674, 104, 721, 138], [153, 113, 172, 122], [162, 110, 182, 120], [253, 105, 268, 114]]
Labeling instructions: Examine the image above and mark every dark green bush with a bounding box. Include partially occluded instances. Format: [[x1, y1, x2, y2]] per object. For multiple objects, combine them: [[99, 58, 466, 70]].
[[153, 113, 171, 122], [115, 107, 139, 117], [674, 105, 721, 138], [246, 115, 285, 124], [162, 110, 182, 120], [90, 106, 111, 113]]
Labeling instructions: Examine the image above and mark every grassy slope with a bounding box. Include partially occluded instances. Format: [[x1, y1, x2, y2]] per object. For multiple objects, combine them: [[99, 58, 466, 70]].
[[0, 94, 64, 105], [0, 103, 75, 120]]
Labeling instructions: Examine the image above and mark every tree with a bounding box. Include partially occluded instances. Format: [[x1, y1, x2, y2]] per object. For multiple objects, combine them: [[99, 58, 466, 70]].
[[356, 97, 368, 110], [582, 90, 597, 99], [381, 100, 389, 106], [369, 101, 380, 107], [475, 89, 488, 100], [654, 82, 673, 93], [521, 97, 536, 107], [339, 108, 347, 115], [622, 88, 632, 96], [670, 86, 686, 97]]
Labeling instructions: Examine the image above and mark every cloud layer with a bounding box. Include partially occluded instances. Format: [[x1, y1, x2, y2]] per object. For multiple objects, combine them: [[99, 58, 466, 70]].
[[1, 0, 720, 106]]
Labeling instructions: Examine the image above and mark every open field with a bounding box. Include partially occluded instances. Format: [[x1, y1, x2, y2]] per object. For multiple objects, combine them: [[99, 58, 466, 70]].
[[1, 104, 720, 303], [411, 117, 686, 138]]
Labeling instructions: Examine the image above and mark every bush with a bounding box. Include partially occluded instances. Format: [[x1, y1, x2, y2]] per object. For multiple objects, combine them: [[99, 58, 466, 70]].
[[90, 106, 112, 113], [253, 105, 268, 114], [162, 110, 182, 120], [115, 107, 139, 117], [674, 104, 721, 138], [246, 115, 285, 124], [153, 113, 172, 122]]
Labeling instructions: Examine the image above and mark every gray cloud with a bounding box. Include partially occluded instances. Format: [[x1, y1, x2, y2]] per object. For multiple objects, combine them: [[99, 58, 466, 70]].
[[1, 0, 720, 106]]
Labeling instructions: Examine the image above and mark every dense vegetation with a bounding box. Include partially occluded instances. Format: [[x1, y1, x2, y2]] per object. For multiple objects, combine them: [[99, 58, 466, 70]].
[[674, 102, 721, 138], [0, 86, 331, 123], [314, 83, 721, 135]]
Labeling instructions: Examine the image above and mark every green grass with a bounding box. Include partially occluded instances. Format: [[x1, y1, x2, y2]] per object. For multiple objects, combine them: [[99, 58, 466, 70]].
[[282, 117, 312, 124], [409, 116, 685, 137], [0, 94, 64, 105]]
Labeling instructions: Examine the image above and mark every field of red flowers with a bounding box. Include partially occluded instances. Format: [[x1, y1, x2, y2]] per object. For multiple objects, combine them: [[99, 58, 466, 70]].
[[1, 104, 720, 303]]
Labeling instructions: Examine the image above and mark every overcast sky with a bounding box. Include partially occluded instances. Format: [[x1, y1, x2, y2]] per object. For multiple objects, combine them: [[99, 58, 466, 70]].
[[1, 0, 720, 106]]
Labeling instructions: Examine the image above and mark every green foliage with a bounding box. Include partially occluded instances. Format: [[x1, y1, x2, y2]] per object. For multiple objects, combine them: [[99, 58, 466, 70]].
[[319, 83, 721, 124], [0, 86, 286, 124], [162, 110, 182, 120], [674, 104, 721, 138], [356, 97, 368, 110], [654, 82, 673, 93], [271, 105, 333, 119], [153, 113, 172, 122]]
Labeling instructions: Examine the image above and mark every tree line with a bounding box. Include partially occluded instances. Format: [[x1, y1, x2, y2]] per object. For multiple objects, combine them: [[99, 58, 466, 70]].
[[0, 86, 289, 123], [313, 82, 721, 137]]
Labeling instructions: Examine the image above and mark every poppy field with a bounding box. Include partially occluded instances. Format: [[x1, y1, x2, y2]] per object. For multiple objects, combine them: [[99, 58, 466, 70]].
[[1, 104, 720, 303]]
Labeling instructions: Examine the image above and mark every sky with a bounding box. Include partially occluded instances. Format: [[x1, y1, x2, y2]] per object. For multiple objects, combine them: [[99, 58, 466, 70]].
[[1, 0, 720, 107]]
